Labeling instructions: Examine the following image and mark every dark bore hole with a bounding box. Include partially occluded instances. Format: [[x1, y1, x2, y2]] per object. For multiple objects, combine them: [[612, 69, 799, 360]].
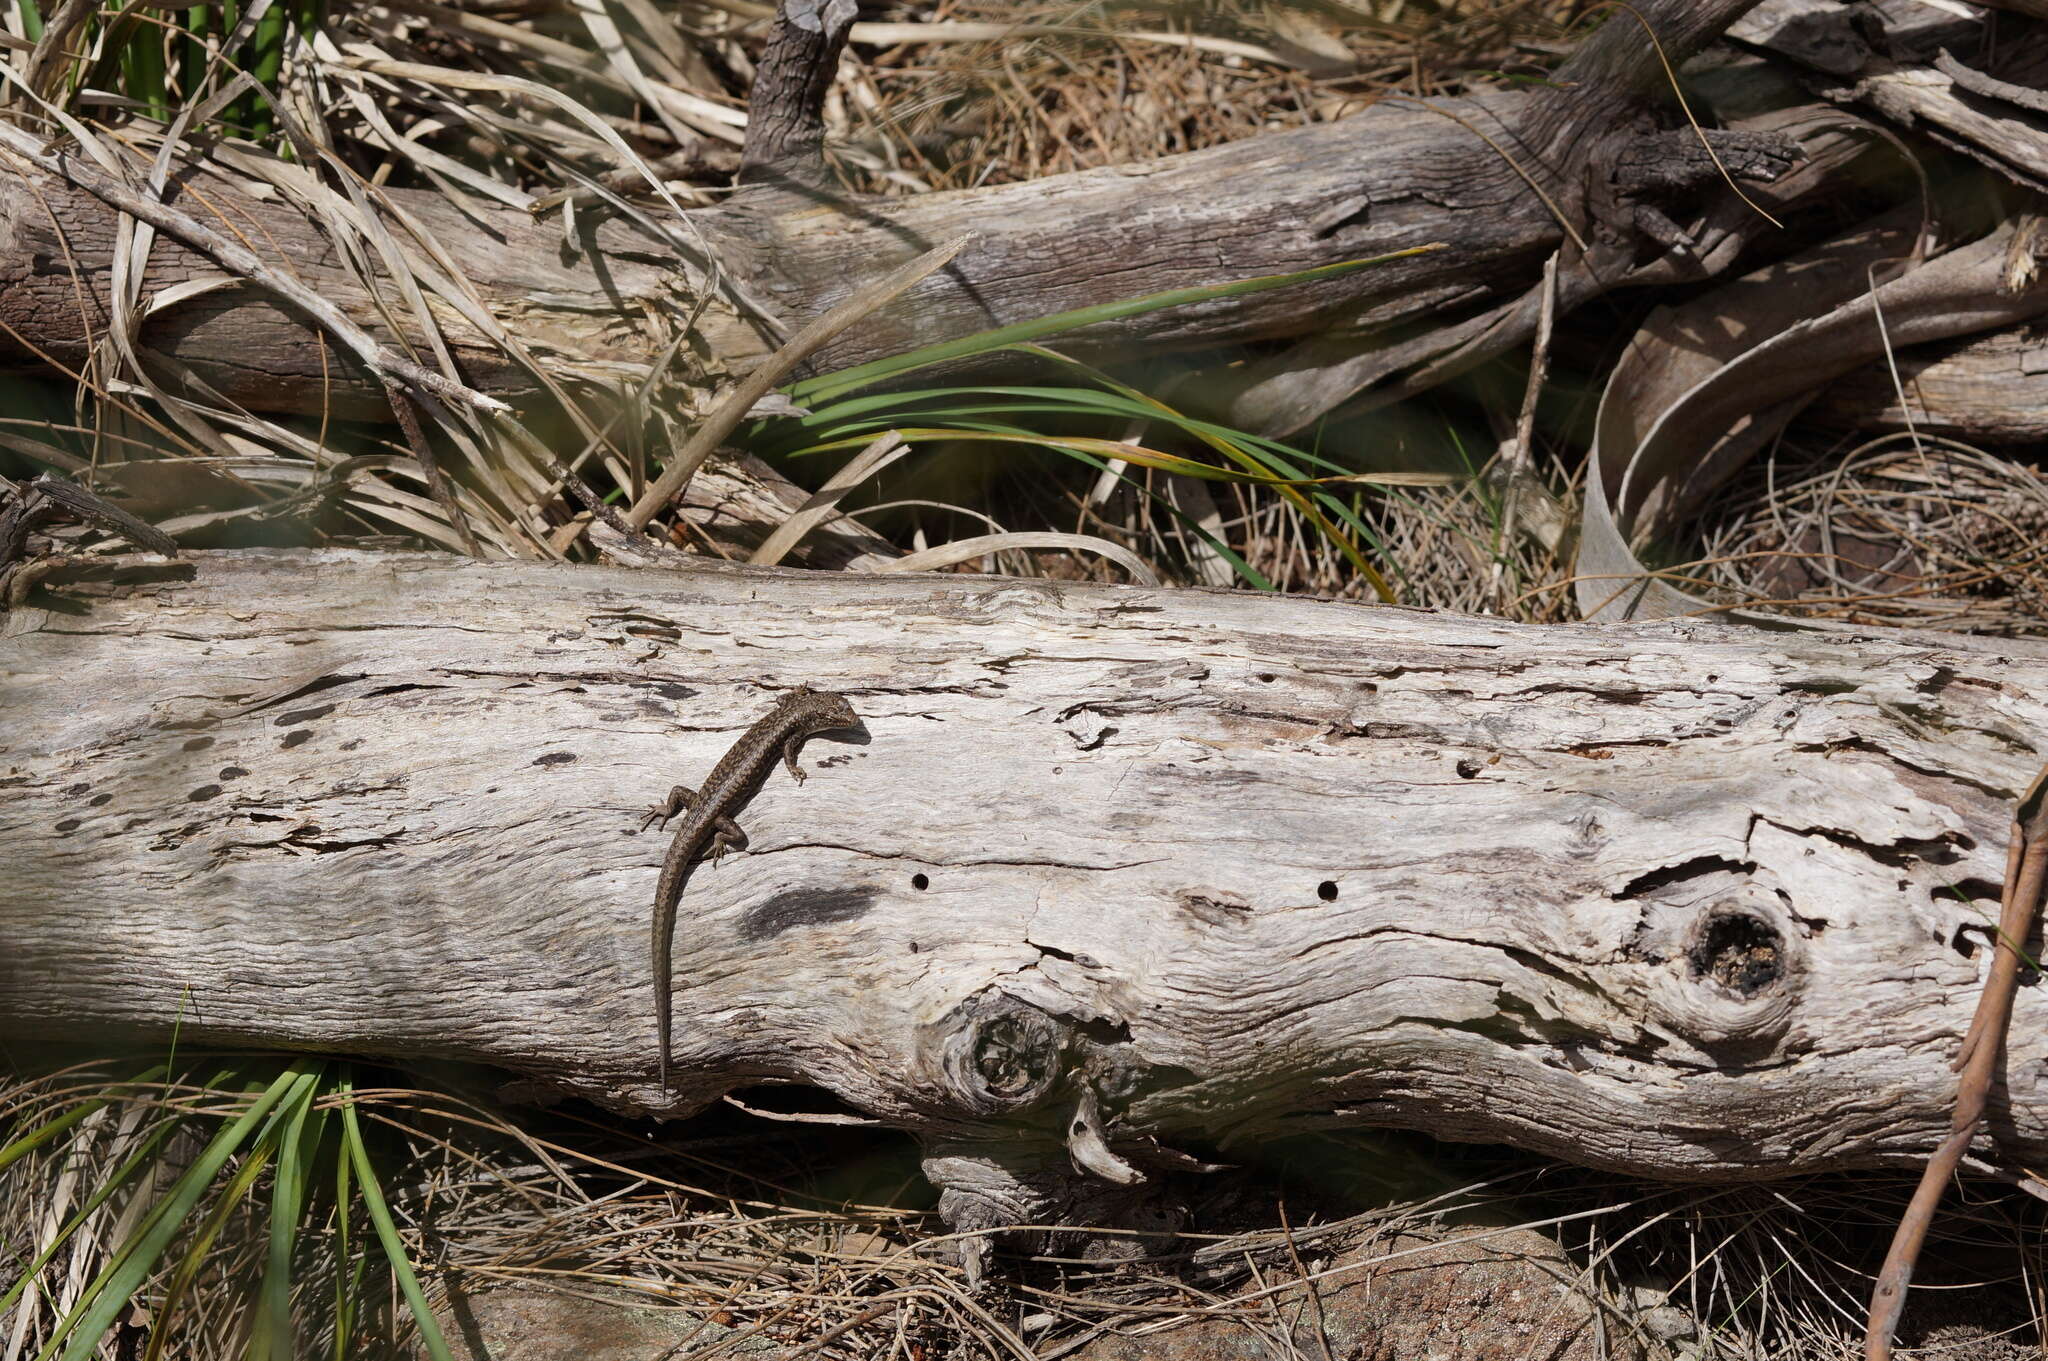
[[1257, 673, 1277, 683], [911, 873, 930, 891], [1317, 881, 1339, 901], [1951, 926, 1979, 961], [1455, 759, 1482, 779], [1689, 913, 1783, 995]]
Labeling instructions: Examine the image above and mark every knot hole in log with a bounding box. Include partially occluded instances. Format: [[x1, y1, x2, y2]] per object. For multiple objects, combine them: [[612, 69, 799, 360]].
[[1688, 907, 1786, 997], [933, 991, 1173, 1138], [940, 992, 1066, 1118], [1627, 861, 1810, 1058], [923, 992, 1189, 1280]]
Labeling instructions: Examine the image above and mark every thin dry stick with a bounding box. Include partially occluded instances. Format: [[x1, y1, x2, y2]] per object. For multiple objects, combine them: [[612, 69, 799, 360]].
[[776, 1293, 911, 1360], [1274, 1200, 1337, 1361], [1490, 245, 1559, 608], [383, 380, 485, 557], [1863, 761, 2048, 1360], [615, 233, 971, 535]]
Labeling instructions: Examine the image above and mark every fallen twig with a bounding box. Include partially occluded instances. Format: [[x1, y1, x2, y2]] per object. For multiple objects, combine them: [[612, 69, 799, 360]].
[[1864, 761, 2048, 1359]]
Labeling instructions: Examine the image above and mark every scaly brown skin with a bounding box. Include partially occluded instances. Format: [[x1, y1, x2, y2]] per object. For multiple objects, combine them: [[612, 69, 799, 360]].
[[640, 687, 859, 1091]]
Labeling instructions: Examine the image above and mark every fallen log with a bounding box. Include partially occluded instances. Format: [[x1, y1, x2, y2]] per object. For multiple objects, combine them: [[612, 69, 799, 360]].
[[2, 549, 2044, 1247], [0, 0, 1847, 433]]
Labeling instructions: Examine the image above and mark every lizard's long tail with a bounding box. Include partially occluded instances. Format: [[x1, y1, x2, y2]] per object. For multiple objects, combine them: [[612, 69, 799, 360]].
[[658, 992, 670, 1092]]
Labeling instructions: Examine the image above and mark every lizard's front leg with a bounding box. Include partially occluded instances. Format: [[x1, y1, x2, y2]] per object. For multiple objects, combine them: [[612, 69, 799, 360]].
[[782, 734, 809, 784]]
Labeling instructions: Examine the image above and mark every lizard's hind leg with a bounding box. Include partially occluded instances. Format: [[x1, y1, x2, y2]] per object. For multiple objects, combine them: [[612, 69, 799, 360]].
[[639, 784, 697, 833], [707, 817, 748, 864]]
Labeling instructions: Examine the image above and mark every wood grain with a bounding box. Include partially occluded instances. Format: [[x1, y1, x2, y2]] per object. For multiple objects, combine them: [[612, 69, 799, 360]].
[[3, 550, 2044, 1204]]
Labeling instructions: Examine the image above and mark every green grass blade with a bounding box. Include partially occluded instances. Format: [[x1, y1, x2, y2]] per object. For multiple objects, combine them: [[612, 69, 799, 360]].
[[0, 1065, 167, 1174], [330, 1114, 355, 1361], [250, 1065, 326, 1360], [1008, 348, 1404, 599], [769, 372, 1408, 480], [141, 1133, 279, 1361], [773, 380, 1165, 425], [218, 0, 246, 130], [243, 0, 285, 140], [339, 1081, 455, 1361], [788, 426, 1432, 492], [787, 244, 1446, 406], [769, 404, 1400, 592], [77, 2, 154, 114], [0, 1116, 181, 1321], [788, 414, 1274, 586], [36, 1063, 316, 1361], [122, 18, 169, 122], [960, 349, 1408, 601], [180, 3, 210, 103], [1047, 447, 1275, 590]]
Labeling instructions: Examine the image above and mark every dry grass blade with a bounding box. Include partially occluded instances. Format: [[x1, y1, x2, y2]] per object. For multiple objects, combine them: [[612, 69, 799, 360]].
[[0, 109, 506, 419], [748, 431, 911, 567], [19, 0, 99, 104], [619, 233, 974, 534], [565, 0, 699, 150], [879, 530, 1161, 584]]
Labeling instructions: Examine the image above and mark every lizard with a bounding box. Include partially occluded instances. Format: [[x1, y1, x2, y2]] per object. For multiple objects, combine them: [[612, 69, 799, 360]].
[[640, 686, 859, 1091]]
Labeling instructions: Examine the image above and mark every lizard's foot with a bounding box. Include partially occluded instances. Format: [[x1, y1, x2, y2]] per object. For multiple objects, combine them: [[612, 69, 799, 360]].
[[637, 784, 697, 833]]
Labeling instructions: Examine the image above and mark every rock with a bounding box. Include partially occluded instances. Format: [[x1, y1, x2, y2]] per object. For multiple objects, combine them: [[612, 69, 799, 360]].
[[433, 1281, 774, 1360], [1069, 1226, 1664, 1361]]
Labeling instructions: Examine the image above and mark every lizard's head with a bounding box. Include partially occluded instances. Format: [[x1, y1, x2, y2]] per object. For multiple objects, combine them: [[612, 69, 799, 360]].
[[790, 686, 858, 731], [813, 691, 859, 732]]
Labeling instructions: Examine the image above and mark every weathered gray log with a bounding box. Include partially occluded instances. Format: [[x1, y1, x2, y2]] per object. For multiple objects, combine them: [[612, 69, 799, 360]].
[[2, 549, 2045, 1242], [1810, 327, 2048, 443], [0, 90, 1549, 417], [0, 0, 1833, 428]]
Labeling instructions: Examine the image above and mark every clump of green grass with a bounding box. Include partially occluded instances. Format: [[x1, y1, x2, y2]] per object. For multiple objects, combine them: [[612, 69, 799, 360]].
[[15, 0, 320, 143], [729, 247, 1457, 599], [2, 1058, 453, 1361]]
